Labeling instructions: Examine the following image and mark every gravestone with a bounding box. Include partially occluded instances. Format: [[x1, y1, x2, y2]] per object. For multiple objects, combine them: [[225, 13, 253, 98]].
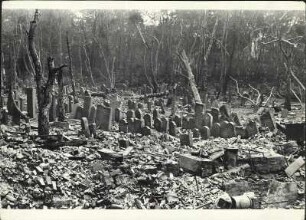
[[128, 100, 136, 110], [211, 107, 220, 123], [161, 117, 169, 133], [182, 117, 189, 129], [127, 110, 135, 120], [49, 95, 57, 122], [88, 106, 96, 124], [153, 108, 159, 120], [127, 118, 135, 133], [147, 101, 153, 112], [81, 117, 90, 138], [70, 103, 80, 119], [192, 128, 200, 138], [195, 102, 204, 129], [96, 104, 112, 131], [134, 118, 144, 133], [137, 102, 144, 109], [180, 132, 193, 147], [89, 123, 97, 137], [203, 113, 213, 128], [246, 120, 258, 137], [143, 114, 152, 127], [83, 95, 92, 118], [26, 88, 36, 118], [135, 109, 143, 120], [154, 118, 162, 132], [174, 115, 182, 127], [119, 119, 128, 133], [211, 123, 221, 137], [220, 121, 236, 138], [235, 126, 247, 138], [115, 108, 122, 122], [169, 121, 177, 137], [75, 105, 83, 120], [219, 104, 230, 120], [260, 110, 276, 131], [231, 112, 241, 126], [200, 126, 210, 140], [188, 117, 195, 130], [109, 95, 122, 121], [142, 126, 151, 136]]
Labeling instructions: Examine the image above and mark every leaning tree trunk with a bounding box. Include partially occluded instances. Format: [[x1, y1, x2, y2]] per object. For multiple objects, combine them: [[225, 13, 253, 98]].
[[28, 10, 66, 136], [178, 50, 202, 104]]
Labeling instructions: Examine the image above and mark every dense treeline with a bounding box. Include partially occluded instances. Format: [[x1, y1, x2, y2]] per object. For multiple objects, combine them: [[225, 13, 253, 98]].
[[1, 9, 305, 97]]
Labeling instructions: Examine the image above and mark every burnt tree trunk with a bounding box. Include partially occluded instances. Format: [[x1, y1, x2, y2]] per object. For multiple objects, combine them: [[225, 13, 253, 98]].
[[57, 68, 65, 121], [28, 10, 66, 135]]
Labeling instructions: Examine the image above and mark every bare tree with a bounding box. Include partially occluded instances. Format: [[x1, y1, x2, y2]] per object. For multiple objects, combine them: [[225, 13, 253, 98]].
[[28, 10, 67, 135]]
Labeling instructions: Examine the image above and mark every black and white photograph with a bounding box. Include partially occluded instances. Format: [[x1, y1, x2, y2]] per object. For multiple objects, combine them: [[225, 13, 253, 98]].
[[0, 1, 305, 219]]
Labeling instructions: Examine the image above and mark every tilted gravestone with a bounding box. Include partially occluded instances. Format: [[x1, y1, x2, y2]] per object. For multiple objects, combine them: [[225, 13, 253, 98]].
[[169, 121, 177, 137]]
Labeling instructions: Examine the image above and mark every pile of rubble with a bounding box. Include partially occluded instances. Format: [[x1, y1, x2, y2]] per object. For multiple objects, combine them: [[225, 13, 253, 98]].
[[0, 91, 304, 209]]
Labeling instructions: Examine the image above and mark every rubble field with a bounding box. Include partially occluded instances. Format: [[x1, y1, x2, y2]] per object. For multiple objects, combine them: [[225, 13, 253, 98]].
[[0, 93, 305, 209]]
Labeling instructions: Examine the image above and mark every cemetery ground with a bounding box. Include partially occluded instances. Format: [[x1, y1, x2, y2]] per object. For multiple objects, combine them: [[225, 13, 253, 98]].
[[0, 88, 305, 209]]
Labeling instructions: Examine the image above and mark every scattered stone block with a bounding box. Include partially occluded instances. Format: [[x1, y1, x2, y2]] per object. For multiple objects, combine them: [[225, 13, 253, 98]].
[[285, 156, 305, 177], [179, 154, 213, 175], [223, 180, 250, 196], [281, 109, 289, 118], [266, 180, 298, 208], [249, 152, 286, 173]]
